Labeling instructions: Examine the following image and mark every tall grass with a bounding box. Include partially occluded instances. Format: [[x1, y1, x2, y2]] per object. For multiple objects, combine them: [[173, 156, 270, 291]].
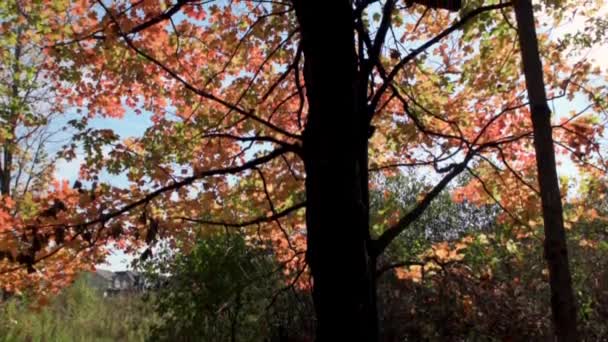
[[0, 275, 157, 342]]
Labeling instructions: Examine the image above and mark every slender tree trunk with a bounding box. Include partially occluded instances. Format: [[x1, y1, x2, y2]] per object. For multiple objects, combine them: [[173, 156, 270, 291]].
[[1, 34, 22, 197], [294, 1, 377, 340], [513, 1, 578, 340], [1, 148, 11, 196]]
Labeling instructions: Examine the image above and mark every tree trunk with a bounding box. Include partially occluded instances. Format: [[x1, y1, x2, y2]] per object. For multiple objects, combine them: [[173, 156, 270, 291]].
[[0, 37, 21, 304], [513, 1, 579, 340], [294, 1, 378, 340], [1, 34, 22, 197], [1, 147, 11, 196]]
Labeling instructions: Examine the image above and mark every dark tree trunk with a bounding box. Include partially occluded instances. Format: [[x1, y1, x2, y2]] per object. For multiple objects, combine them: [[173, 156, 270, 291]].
[[513, 1, 579, 340], [294, 1, 377, 340], [1, 148, 11, 196], [1, 34, 21, 197]]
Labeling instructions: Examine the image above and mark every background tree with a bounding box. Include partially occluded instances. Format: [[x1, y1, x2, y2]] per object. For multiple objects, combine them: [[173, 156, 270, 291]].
[[370, 172, 496, 269], [0, 0, 68, 199], [0, 0, 96, 297]]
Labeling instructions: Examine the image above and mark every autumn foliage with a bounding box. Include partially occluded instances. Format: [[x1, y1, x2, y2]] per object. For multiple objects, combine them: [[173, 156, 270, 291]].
[[1, 0, 608, 339]]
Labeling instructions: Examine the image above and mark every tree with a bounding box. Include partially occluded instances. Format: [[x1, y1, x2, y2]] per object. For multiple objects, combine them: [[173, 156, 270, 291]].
[[0, 0, 66, 199], [513, 0, 578, 339], [0, 0, 93, 297], [0, 1, 606, 340]]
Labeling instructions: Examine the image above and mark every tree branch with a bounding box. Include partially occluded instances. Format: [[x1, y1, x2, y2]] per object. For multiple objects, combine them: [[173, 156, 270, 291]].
[[176, 201, 306, 228], [96, 0, 301, 140], [372, 151, 476, 256], [370, 3, 512, 114]]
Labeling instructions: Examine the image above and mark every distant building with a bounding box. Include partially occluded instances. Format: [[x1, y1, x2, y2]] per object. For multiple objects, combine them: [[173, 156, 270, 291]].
[[87, 269, 145, 297]]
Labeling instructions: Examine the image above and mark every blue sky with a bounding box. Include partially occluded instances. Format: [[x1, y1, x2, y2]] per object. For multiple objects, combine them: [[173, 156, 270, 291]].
[[53, 110, 152, 270]]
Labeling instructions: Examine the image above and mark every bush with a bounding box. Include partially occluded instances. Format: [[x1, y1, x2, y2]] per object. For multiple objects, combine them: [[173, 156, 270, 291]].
[[140, 233, 314, 341]]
